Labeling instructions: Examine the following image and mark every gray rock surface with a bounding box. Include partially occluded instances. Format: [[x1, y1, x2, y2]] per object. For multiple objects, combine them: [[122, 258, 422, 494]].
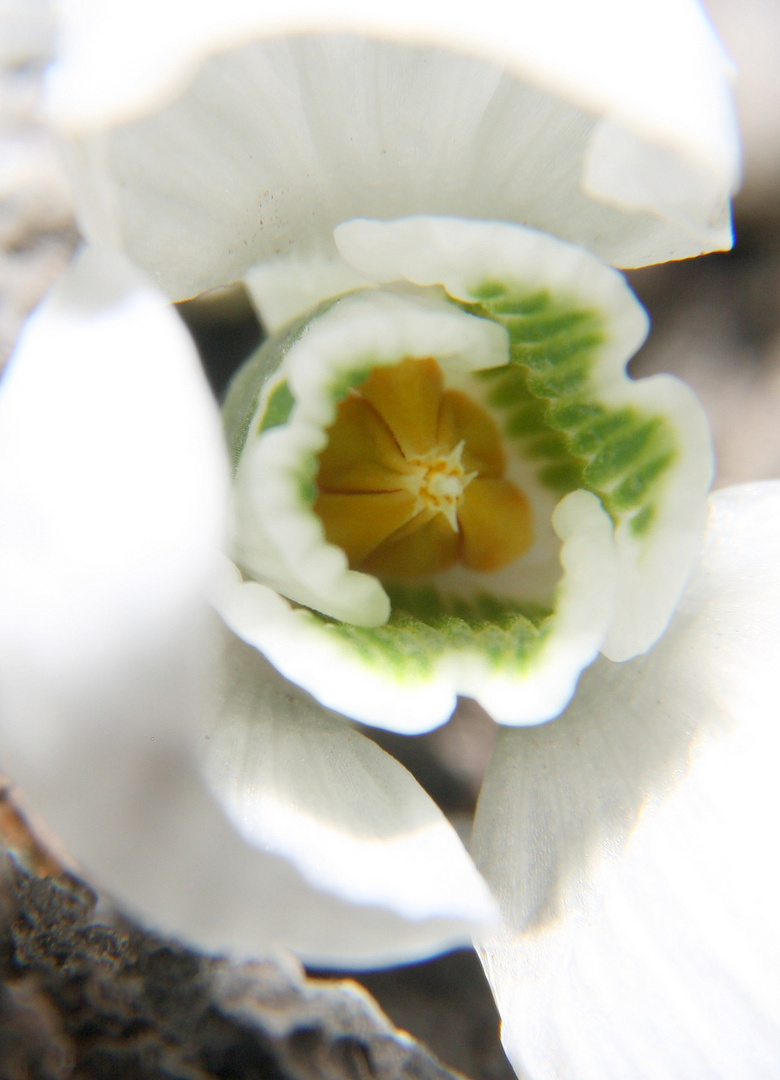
[[0, 786, 466, 1080]]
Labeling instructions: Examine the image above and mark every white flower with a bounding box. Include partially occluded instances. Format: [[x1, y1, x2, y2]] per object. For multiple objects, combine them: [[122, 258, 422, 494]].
[[4, 3, 777, 1076], [216, 215, 712, 731], [211, 213, 780, 1073]]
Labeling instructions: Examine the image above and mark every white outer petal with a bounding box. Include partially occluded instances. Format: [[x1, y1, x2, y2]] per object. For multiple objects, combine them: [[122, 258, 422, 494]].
[[0, 246, 227, 717], [48, 0, 739, 197], [471, 482, 780, 1080], [0, 621, 493, 969], [202, 633, 497, 962], [46, 6, 738, 291]]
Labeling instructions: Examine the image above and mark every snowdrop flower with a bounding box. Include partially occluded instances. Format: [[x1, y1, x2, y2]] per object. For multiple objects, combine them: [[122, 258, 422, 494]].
[[4, 1, 776, 1074], [216, 214, 712, 732], [217, 213, 780, 1075]]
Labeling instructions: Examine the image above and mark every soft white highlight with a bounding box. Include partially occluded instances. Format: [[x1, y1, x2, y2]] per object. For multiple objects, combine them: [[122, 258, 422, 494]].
[[203, 634, 498, 960], [0, 246, 227, 726]]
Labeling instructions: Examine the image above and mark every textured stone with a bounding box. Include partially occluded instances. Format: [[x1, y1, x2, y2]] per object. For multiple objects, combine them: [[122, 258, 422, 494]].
[[0, 787, 464, 1080]]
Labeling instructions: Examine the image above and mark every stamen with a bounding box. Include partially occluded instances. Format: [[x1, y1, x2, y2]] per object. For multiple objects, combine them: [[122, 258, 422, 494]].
[[401, 441, 478, 531], [314, 357, 533, 577]]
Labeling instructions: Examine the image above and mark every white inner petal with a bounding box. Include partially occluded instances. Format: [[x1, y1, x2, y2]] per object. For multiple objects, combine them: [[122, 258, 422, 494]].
[[232, 288, 510, 626]]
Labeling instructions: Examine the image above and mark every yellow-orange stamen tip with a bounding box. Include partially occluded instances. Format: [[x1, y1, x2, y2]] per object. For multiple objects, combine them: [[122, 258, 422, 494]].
[[403, 440, 478, 531]]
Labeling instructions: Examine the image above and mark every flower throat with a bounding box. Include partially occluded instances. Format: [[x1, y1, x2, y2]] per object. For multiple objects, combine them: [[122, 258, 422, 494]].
[[314, 357, 533, 578]]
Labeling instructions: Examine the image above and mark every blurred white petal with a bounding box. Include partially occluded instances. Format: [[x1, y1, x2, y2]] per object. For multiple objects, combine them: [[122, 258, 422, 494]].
[[0, 0, 55, 65], [46, 2, 739, 296], [0, 633, 491, 968], [0, 246, 227, 729], [471, 482, 780, 1079], [201, 633, 497, 964], [8, 626, 498, 970]]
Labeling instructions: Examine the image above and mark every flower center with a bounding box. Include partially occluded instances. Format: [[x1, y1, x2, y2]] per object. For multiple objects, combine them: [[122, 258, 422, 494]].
[[400, 441, 478, 531], [314, 357, 533, 578]]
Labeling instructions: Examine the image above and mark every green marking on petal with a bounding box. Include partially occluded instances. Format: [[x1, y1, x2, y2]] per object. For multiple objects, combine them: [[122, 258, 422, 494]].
[[296, 455, 319, 507], [222, 295, 342, 471], [259, 380, 295, 433], [306, 583, 552, 681], [461, 285, 678, 533], [629, 502, 656, 536], [386, 584, 550, 629], [327, 364, 376, 404], [224, 219, 707, 725]]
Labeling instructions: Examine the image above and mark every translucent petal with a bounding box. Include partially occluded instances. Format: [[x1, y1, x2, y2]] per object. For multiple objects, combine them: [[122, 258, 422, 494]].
[[49, 9, 738, 301], [0, 623, 494, 969], [202, 632, 497, 964], [471, 482, 780, 1079], [0, 246, 227, 709], [49, 0, 738, 188]]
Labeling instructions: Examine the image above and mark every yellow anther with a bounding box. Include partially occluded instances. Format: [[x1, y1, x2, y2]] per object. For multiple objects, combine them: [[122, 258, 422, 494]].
[[401, 440, 478, 531], [314, 357, 533, 578]]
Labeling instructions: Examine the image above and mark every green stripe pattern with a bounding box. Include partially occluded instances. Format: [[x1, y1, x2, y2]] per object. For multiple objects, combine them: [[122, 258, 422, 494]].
[[229, 281, 677, 683], [309, 586, 552, 680], [466, 282, 677, 538]]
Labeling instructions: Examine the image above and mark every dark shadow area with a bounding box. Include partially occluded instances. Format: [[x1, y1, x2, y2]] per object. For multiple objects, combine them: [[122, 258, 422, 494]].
[[313, 949, 515, 1080], [177, 284, 265, 399]]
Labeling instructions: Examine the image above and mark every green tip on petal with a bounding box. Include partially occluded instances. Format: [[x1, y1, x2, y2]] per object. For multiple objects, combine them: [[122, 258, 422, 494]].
[[216, 216, 713, 733]]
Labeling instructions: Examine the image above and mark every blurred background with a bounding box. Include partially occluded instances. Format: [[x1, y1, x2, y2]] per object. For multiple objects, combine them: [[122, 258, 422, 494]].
[[1, 1, 778, 1076]]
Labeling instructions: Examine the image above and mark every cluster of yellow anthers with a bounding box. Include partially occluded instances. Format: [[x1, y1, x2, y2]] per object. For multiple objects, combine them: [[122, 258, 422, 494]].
[[315, 356, 532, 578]]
